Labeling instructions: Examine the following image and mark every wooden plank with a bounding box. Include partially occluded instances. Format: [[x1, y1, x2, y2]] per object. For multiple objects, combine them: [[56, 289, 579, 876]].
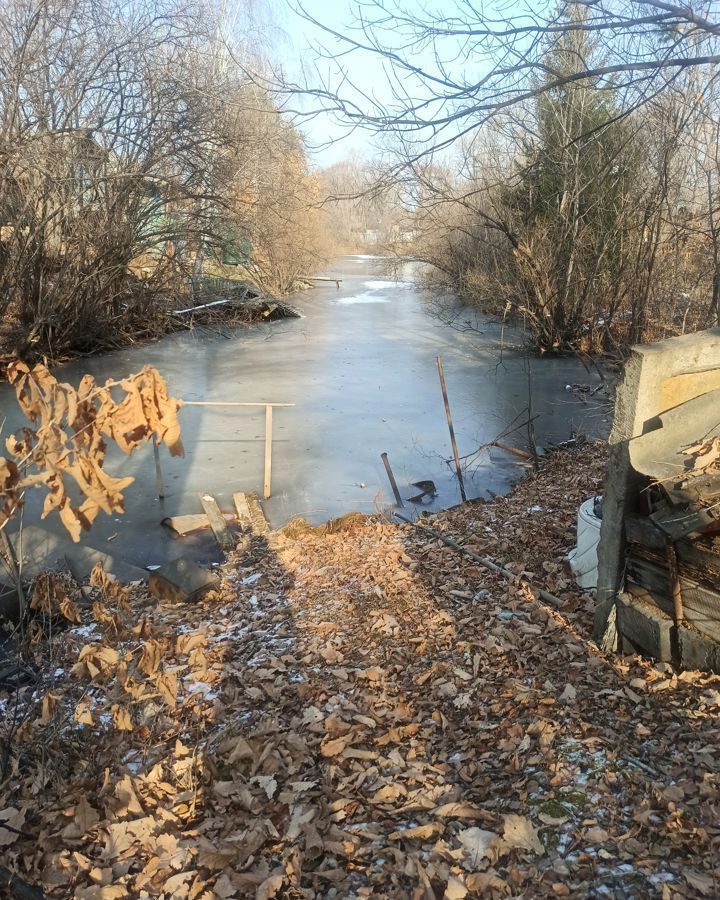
[[182, 401, 294, 407], [233, 492, 252, 530], [264, 404, 273, 499], [162, 512, 235, 536], [199, 494, 234, 551]]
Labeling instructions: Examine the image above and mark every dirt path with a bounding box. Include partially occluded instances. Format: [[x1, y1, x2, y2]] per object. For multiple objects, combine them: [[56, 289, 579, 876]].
[[1, 445, 718, 899]]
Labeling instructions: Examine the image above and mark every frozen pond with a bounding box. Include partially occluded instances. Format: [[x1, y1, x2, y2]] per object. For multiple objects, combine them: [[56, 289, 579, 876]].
[[0, 256, 610, 568]]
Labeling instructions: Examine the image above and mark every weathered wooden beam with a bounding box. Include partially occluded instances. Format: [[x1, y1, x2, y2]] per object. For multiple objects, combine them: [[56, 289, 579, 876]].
[[245, 491, 270, 535], [626, 554, 720, 643], [233, 492, 252, 530], [181, 401, 294, 407], [199, 494, 234, 551]]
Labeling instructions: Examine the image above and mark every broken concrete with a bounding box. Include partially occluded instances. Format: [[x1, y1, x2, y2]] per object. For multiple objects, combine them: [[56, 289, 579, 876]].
[[148, 558, 220, 603], [595, 327, 720, 643]]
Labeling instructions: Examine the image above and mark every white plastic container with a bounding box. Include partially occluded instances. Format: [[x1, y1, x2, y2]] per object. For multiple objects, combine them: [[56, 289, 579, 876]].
[[567, 497, 602, 590]]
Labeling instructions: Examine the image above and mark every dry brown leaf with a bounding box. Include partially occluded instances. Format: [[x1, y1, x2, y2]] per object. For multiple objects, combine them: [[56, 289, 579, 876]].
[[465, 873, 510, 895], [74, 794, 100, 835], [389, 823, 443, 841], [256, 874, 285, 900], [320, 735, 353, 757], [74, 887, 128, 900], [456, 827, 500, 869], [111, 704, 133, 731], [433, 802, 485, 819], [0, 807, 25, 847], [41, 692, 59, 724], [154, 670, 178, 708], [502, 814, 544, 855], [684, 870, 716, 896], [74, 701, 94, 726], [444, 875, 469, 899]]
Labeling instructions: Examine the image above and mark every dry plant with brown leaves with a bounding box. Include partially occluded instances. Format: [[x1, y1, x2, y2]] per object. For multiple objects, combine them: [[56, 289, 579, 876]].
[[0, 362, 183, 542]]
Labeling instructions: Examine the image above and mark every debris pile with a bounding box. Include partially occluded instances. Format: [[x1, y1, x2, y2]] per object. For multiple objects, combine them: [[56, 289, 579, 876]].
[[1, 444, 720, 898], [683, 435, 720, 477]]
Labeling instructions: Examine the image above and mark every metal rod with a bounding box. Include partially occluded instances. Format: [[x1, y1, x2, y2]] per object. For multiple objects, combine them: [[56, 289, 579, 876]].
[[264, 404, 273, 499], [666, 541, 685, 625], [436, 355, 467, 502], [152, 435, 165, 500], [381, 452, 404, 507], [395, 513, 563, 607]]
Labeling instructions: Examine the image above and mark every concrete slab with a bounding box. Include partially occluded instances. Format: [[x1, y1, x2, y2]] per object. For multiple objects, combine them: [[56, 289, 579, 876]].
[[65, 545, 148, 585], [148, 558, 220, 603]]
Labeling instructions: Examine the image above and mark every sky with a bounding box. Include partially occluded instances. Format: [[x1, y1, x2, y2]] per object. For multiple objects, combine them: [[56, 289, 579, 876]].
[[270, 0, 393, 166], [268, 0, 452, 168]]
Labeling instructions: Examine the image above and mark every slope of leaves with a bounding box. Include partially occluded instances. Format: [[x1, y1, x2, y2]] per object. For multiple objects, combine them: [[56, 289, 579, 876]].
[[1, 444, 719, 899]]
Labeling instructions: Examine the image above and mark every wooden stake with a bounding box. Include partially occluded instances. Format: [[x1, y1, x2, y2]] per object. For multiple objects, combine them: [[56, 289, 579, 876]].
[[381, 452, 404, 508], [264, 404, 273, 499], [152, 436, 165, 499], [436, 355, 467, 502], [199, 494, 233, 550]]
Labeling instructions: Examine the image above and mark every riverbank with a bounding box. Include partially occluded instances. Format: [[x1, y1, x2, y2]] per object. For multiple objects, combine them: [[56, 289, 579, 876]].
[[2, 443, 719, 898]]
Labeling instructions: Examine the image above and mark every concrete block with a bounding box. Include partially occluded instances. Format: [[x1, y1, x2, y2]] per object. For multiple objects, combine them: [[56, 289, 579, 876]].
[[148, 558, 220, 603], [678, 624, 720, 674], [617, 592, 673, 662], [595, 328, 720, 641], [65, 545, 148, 586]]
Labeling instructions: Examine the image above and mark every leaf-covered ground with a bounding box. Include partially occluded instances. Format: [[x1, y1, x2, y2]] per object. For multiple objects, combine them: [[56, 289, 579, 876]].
[[2, 444, 720, 899]]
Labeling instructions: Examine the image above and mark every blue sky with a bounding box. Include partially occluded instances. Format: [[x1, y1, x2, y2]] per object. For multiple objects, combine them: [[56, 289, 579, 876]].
[[272, 0, 447, 167], [270, 0, 389, 166]]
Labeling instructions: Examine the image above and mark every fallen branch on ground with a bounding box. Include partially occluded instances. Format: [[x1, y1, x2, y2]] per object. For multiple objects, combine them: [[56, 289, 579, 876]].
[[394, 512, 564, 607]]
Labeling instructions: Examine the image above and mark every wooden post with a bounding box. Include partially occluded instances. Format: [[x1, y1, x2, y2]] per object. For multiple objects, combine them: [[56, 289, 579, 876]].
[[381, 452, 404, 508], [436, 355, 467, 502], [152, 435, 165, 499], [264, 404, 273, 499]]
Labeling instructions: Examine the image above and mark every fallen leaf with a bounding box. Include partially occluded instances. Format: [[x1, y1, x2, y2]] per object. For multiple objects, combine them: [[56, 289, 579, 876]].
[[503, 814, 544, 855], [456, 826, 499, 868]]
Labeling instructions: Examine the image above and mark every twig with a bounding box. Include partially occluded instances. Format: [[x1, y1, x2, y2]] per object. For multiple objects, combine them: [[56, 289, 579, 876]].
[[395, 513, 564, 607]]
